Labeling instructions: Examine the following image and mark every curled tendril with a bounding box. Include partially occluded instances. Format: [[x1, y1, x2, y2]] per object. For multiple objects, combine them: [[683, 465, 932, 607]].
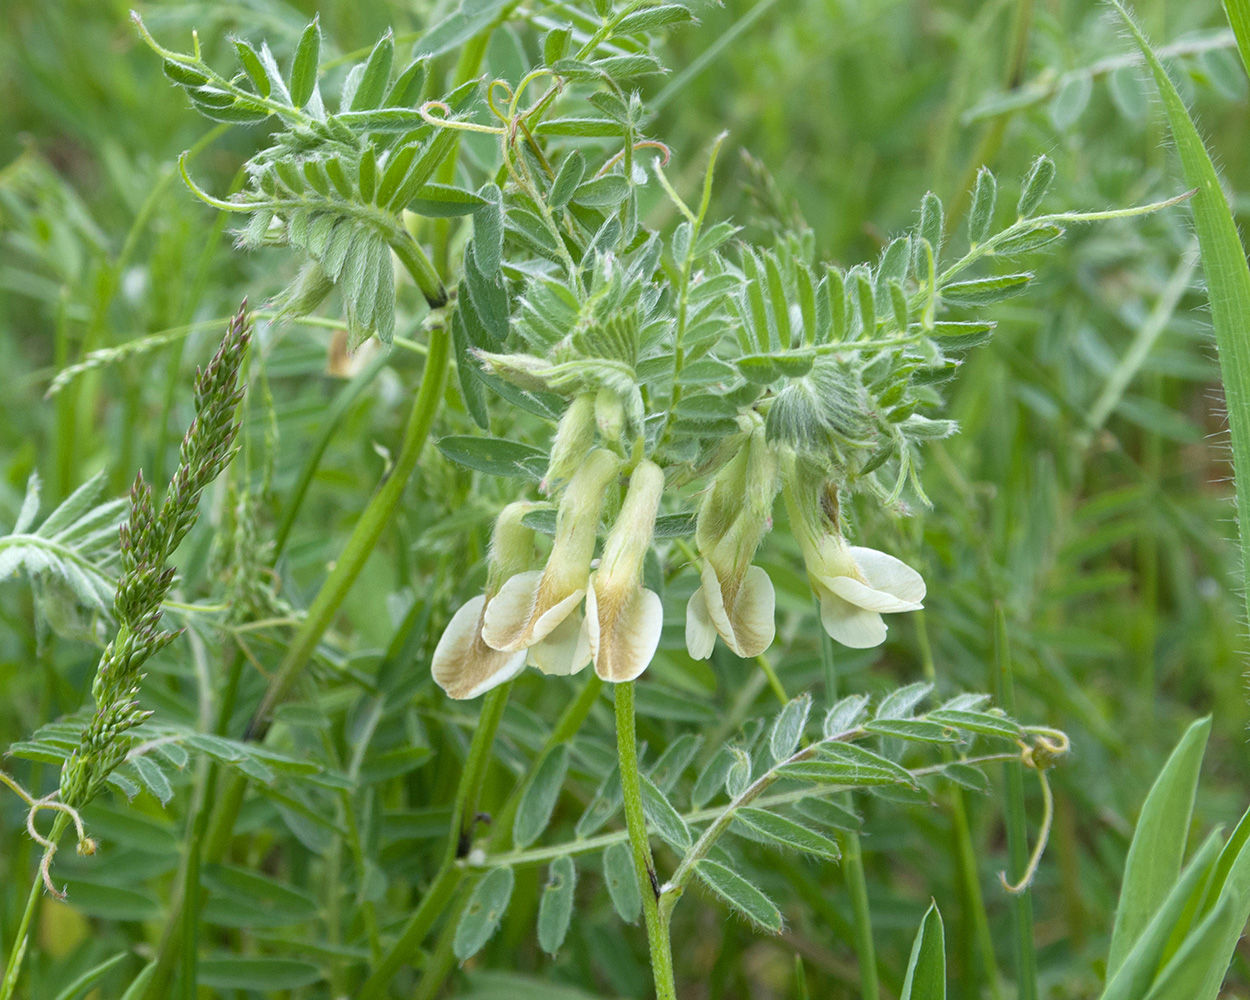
[[597, 141, 672, 180], [998, 727, 1071, 895], [487, 79, 515, 125], [3, 771, 97, 899], [418, 101, 505, 135]]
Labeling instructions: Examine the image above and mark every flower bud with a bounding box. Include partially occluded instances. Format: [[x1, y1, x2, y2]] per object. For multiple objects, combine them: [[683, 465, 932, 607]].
[[474, 350, 558, 392]]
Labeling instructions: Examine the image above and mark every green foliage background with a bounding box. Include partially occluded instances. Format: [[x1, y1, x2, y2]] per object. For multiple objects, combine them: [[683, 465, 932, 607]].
[[2, 0, 1250, 997]]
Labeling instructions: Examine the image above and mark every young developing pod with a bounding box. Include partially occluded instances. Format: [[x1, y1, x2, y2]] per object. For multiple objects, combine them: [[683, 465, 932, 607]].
[[782, 456, 925, 648], [432, 501, 539, 699], [587, 460, 666, 683], [482, 449, 621, 660], [686, 426, 778, 660]]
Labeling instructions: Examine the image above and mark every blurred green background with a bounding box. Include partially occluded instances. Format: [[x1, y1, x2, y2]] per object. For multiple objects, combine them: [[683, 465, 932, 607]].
[[2, 0, 1249, 996]]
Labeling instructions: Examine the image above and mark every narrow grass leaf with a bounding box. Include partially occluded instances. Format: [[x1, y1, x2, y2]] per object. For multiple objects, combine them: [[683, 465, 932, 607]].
[[1113, 0, 1250, 626], [899, 902, 945, 1000], [1107, 715, 1211, 977]]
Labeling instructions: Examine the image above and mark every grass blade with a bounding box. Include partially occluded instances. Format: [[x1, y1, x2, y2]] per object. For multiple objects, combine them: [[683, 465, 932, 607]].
[[1111, 0, 1250, 626], [1106, 716, 1211, 976]]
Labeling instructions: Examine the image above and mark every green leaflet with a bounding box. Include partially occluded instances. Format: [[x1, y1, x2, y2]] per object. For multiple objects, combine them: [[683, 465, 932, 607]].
[[455, 868, 516, 961]]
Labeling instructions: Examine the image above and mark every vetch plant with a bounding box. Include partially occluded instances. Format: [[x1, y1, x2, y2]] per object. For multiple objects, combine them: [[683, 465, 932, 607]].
[[3, 1, 1246, 998]]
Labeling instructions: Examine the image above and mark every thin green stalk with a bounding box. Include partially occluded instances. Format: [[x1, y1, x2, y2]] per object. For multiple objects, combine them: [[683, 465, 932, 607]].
[[476, 752, 1020, 871], [995, 605, 1038, 1000], [614, 682, 677, 1000], [248, 317, 450, 731], [819, 627, 879, 1000], [0, 811, 70, 1000], [272, 349, 390, 557], [358, 683, 513, 1000], [916, 609, 1002, 999]]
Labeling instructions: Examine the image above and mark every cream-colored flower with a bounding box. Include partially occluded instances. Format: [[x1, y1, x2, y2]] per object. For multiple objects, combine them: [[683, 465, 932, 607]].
[[482, 449, 620, 654], [686, 427, 778, 660], [432, 502, 538, 699], [783, 458, 925, 648], [587, 460, 665, 683]]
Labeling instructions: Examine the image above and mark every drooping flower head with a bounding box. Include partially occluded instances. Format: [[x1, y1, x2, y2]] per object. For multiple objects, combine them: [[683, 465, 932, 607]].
[[482, 448, 620, 665], [686, 424, 778, 660], [432, 501, 540, 699], [587, 460, 665, 683], [782, 455, 925, 648]]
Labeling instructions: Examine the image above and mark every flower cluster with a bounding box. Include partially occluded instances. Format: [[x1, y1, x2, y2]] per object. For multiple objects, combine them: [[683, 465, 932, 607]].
[[433, 415, 926, 700]]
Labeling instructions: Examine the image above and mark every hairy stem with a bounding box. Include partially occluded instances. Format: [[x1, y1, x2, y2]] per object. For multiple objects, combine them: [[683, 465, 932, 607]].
[[615, 682, 677, 1000]]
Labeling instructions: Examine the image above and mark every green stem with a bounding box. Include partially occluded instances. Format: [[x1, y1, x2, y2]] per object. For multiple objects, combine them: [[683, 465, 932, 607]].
[[1, 812, 69, 1000], [915, 610, 1002, 998], [475, 752, 1020, 871], [819, 627, 879, 1000], [614, 682, 677, 1000], [249, 317, 450, 731], [995, 605, 1038, 1000], [358, 683, 513, 1000]]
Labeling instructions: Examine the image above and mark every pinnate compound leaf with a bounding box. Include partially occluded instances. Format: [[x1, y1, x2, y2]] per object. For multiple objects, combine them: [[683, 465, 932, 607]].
[[537, 855, 576, 955], [695, 860, 782, 932], [455, 868, 516, 960], [899, 902, 945, 1000]]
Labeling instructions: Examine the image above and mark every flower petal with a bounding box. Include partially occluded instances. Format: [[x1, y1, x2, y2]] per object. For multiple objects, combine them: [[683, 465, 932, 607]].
[[480, 570, 543, 651], [727, 565, 776, 657], [481, 570, 584, 651], [847, 546, 926, 603], [825, 575, 923, 613], [588, 581, 663, 683], [530, 611, 592, 676], [685, 587, 718, 660], [432, 595, 530, 699], [819, 587, 887, 648], [698, 561, 735, 644]]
